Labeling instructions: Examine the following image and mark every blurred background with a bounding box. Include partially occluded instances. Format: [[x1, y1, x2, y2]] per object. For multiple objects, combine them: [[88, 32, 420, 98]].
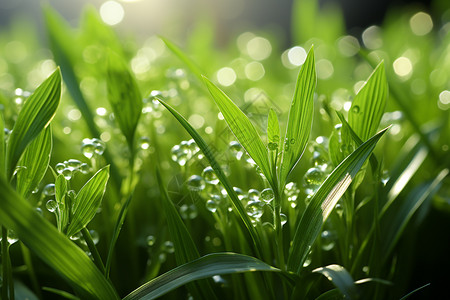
[[0, 0, 438, 46]]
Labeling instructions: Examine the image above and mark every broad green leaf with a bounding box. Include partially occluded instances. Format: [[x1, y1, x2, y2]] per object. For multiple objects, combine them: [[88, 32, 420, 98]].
[[161, 37, 204, 81], [287, 127, 388, 274], [66, 166, 110, 237], [16, 126, 52, 199], [106, 51, 142, 148], [0, 175, 119, 299], [348, 61, 388, 141], [267, 108, 280, 151], [381, 169, 448, 262], [123, 253, 281, 300], [157, 99, 262, 258], [156, 167, 217, 300], [313, 264, 358, 299], [203, 76, 274, 188], [279, 48, 316, 185], [6, 68, 61, 178]]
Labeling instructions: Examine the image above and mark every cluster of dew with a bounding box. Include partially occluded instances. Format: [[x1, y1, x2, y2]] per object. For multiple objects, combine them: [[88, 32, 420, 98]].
[[303, 135, 338, 253], [42, 139, 107, 247], [170, 139, 304, 228], [145, 235, 176, 264]]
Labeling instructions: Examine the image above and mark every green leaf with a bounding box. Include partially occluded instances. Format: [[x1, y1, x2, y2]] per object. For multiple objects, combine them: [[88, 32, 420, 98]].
[[105, 193, 132, 278], [279, 48, 316, 185], [42, 287, 80, 300], [6, 68, 61, 178], [381, 169, 448, 262], [267, 109, 280, 151], [16, 126, 52, 199], [157, 99, 262, 258], [313, 264, 358, 299], [0, 175, 119, 299], [315, 289, 344, 300], [44, 6, 123, 189], [106, 51, 142, 148], [161, 37, 204, 81], [203, 76, 274, 187], [123, 253, 281, 300], [156, 167, 217, 300], [348, 61, 388, 141], [66, 166, 110, 237], [287, 127, 388, 274]]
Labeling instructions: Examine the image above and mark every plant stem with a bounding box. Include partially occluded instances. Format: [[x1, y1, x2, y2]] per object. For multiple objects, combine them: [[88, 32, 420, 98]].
[[274, 192, 286, 271], [81, 227, 105, 274]]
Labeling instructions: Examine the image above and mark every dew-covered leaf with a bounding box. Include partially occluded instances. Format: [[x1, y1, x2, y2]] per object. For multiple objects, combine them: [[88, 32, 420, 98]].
[[267, 108, 280, 151], [203, 76, 274, 188], [313, 264, 358, 299], [66, 166, 110, 237], [287, 128, 387, 274], [106, 51, 142, 148], [279, 48, 316, 185], [123, 253, 281, 300], [0, 175, 119, 299], [157, 99, 263, 257], [348, 61, 388, 141], [16, 126, 52, 199], [6, 68, 61, 178]]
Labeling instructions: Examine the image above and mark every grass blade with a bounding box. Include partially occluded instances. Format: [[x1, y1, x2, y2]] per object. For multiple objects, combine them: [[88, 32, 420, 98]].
[[6, 68, 61, 178], [157, 99, 262, 257], [16, 126, 52, 199], [0, 113, 4, 176], [0, 176, 119, 299], [106, 51, 143, 148], [156, 167, 217, 300], [66, 166, 110, 237], [287, 127, 388, 274], [313, 264, 358, 299], [381, 169, 449, 261], [279, 48, 316, 185], [267, 108, 280, 151], [203, 76, 274, 187], [348, 61, 388, 141], [161, 37, 204, 81], [123, 253, 281, 300]]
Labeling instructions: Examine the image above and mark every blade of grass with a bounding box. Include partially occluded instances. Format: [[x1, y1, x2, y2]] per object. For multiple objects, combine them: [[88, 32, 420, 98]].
[[157, 99, 262, 258], [203, 76, 274, 188], [16, 126, 52, 199], [0, 113, 4, 176], [106, 51, 142, 149], [161, 37, 204, 81], [43, 6, 121, 188], [122, 253, 282, 300], [156, 167, 217, 300], [313, 264, 358, 299], [42, 287, 81, 300], [0, 175, 119, 299], [381, 169, 448, 262], [287, 127, 388, 274], [348, 61, 388, 141], [105, 193, 132, 278], [66, 166, 110, 237], [279, 47, 316, 186], [6, 68, 60, 178], [399, 283, 431, 300]]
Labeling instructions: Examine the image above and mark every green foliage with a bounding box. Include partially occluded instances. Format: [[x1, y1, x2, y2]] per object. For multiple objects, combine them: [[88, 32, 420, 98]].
[[0, 1, 448, 299]]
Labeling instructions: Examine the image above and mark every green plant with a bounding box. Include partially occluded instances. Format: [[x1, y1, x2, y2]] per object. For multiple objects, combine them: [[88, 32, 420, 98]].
[[0, 1, 448, 299]]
